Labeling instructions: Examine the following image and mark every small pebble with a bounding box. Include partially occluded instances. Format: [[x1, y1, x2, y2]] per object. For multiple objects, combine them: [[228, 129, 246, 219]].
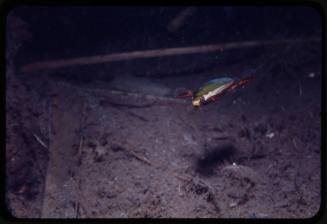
[[265, 132, 275, 138]]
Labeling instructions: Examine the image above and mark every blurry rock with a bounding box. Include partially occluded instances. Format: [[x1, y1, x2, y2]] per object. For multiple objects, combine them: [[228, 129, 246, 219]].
[[94, 145, 107, 162], [229, 202, 238, 208], [222, 163, 261, 185], [265, 132, 275, 139]]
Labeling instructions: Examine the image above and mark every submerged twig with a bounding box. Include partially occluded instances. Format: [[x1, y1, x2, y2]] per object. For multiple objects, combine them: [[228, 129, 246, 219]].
[[171, 171, 215, 191], [46, 98, 52, 149], [171, 172, 192, 182], [75, 201, 80, 218], [77, 135, 84, 166], [112, 141, 153, 166], [76, 102, 86, 218], [222, 163, 262, 185], [127, 149, 153, 166], [21, 37, 320, 73], [33, 133, 48, 149]]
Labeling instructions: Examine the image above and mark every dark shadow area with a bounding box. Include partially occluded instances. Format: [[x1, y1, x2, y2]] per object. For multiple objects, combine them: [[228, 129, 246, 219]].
[[195, 144, 238, 177]]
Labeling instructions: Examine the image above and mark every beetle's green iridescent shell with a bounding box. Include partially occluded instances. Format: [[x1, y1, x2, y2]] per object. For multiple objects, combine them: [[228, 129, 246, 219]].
[[193, 77, 234, 101]]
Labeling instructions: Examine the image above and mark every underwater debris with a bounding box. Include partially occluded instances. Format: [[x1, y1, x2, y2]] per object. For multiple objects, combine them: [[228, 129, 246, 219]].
[[229, 201, 238, 208], [196, 144, 237, 176], [93, 145, 107, 163], [222, 163, 262, 185], [110, 141, 152, 166], [265, 132, 275, 139], [33, 133, 48, 149]]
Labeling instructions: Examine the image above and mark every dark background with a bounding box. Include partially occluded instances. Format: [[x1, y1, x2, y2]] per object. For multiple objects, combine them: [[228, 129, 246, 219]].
[[8, 6, 322, 62]]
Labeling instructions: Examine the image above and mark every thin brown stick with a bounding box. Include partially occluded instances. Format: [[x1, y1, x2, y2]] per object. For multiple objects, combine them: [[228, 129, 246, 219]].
[[171, 171, 215, 191], [171, 172, 193, 182], [115, 140, 153, 166], [75, 201, 80, 218], [77, 135, 84, 166], [21, 37, 320, 73], [47, 99, 52, 148], [75, 103, 86, 218], [127, 149, 153, 166]]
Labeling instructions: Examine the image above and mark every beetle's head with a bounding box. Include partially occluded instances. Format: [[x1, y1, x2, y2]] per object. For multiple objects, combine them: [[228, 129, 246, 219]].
[[192, 99, 201, 107], [193, 97, 207, 107]]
